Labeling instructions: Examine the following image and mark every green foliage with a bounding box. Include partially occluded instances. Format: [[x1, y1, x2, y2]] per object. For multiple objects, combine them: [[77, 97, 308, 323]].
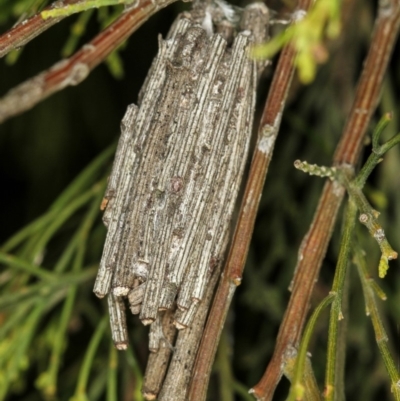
[[0, 0, 48, 24], [0, 147, 144, 400], [289, 117, 400, 400], [252, 0, 341, 83], [61, 9, 95, 58], [296, 115, 400, 278], [40, 0, 135, 19]]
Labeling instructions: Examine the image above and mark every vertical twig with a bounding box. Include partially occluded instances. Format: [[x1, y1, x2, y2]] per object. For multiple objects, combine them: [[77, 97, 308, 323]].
[[252, 0, 400, 400], [187, 1, 314, 400]]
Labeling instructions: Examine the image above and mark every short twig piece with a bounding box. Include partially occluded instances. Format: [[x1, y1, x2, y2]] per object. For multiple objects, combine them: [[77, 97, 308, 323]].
[[107, 292, 128, 350], [143, 309, 177, 400]]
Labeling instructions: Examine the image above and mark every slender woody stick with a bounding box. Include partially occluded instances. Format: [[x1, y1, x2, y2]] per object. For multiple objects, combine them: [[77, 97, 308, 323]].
[[252, 0, 400, 400], [0, 0, 179, 124], [0, 0, 80, 59], [187, 1, 313, 400]]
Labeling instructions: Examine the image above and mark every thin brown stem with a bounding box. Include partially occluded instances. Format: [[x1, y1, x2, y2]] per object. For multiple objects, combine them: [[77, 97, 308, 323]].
[[333, 0, 400, 166], [251, 180, 345, 401], [252, 1, 400, 400], [0, 0, 179, 124], [187, 1, 313, 400], [0, 0, 80, 59]]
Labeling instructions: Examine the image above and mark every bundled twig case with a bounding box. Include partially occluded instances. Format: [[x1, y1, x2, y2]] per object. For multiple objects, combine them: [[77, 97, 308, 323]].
[[95, 0, 269, 361]]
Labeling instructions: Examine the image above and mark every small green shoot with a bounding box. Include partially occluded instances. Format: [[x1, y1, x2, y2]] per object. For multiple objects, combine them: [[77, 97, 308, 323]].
[[285, 294, 334, 401], [252, 0, 341, 83], [41, 0, 137, 19], [354, 247, 400, 401]]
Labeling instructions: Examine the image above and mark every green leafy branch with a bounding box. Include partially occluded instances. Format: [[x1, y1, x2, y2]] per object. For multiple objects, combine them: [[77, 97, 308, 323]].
[[294, 113, 400, 278], [0, 144, 145, 401], [285, 294, 334, 401], [286, 114, 400, 400], [354, 247, 400, 400], [41, 0, 136, 19]]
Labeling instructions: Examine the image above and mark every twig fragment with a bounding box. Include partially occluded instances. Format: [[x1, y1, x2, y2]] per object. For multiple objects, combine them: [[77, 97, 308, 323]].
[[108, 292, 128, 350], [143, 310, 176, 400]]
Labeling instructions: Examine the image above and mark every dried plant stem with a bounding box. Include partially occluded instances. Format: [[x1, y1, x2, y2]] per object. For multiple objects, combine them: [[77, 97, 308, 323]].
[[187, 1, 313, 400], [142, 310, 176, 400], [252, 1, 400, 400], [253, 180, 345, 401], [0, 0, 80, 59], [0, 0, 178, 124]]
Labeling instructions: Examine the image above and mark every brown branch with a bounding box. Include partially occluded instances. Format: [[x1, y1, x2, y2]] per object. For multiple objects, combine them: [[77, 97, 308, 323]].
[[333, 2, 400, 165], [251, 1, 400, 400], [0, 0, 81, 59], [0, 0, 179, 124], [186, 1, 314, 400]]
